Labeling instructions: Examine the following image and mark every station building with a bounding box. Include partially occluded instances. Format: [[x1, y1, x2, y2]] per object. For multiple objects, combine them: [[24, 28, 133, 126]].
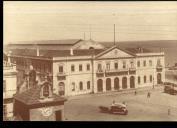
[[6, 39, 165, 97]]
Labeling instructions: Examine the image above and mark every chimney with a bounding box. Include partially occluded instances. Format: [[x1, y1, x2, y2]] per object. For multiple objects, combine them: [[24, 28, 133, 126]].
[[70, 48, 73, 55], [37, 46, 39, 56]]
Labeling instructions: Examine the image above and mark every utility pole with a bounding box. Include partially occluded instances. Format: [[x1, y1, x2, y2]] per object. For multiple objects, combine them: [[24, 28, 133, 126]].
[[114, 24, 116, 45]]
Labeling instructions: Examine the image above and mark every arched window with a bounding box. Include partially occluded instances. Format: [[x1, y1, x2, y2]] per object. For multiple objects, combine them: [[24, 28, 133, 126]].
[[79, 82, 83, 90], [150, 75, 153, 82], [43, 85, 49, 97], [138, 76, 141, 84], [144, 76, 146, 83]]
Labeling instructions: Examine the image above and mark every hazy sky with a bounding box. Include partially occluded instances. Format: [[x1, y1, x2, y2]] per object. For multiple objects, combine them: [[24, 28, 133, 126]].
[[3, 1, 177, 44]]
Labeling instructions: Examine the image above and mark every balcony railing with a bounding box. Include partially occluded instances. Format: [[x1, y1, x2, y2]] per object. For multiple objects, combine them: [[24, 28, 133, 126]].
[[105, 68, 129, 77], [57, 72, 66, 80], [156, 65, 163, 72], [96, 69, 104, 77]]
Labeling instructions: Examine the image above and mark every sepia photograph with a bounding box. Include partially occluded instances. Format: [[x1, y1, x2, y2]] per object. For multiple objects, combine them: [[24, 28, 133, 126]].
[[3, 1, 177, 121]]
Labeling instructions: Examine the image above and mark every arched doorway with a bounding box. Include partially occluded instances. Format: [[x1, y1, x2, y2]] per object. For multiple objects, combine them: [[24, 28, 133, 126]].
[[157, 73, 162, 84], [58, 82, 65, 96], [106, 78, 111, 91], [130, 76, 135, 88], [114, 77, 119, 90], [97, 79, 103, 92], [122, 77, 127, 89]]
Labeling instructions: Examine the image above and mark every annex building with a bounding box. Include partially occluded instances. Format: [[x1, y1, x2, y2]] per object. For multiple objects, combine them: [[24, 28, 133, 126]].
[[6, 39, 165, 97]]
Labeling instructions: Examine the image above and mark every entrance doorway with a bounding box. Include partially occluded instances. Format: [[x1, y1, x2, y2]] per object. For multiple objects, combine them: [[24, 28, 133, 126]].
[[55, 110, 62, 121], [114, 77, 119, 90], [97, 79, 103, 92], [122, 77, 127, 89], [157, 73, 162, 84], [106, 78, 111, 91], [130, 76, 135, 88]]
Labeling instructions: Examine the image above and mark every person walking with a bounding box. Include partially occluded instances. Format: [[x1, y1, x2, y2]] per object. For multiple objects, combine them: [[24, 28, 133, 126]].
[[134, 90, 137, 95], [147, 92, 151, 98]]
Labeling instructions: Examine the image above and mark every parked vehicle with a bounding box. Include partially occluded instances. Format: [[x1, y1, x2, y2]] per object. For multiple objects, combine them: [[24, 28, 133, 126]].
[[99, 103, 128, 115], [164, 84, 177, 95]]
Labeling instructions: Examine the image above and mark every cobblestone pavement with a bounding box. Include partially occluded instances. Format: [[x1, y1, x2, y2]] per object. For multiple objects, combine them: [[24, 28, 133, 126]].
[[64, 86, 177, 121]]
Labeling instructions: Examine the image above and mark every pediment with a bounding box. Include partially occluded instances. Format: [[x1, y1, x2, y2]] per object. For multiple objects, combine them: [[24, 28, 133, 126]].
[[73, 40, 105, 49], [96, 46, 135, 59]]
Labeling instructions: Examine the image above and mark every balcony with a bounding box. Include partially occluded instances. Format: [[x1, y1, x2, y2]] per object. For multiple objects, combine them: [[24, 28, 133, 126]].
[[129, 67, 136, 74], [156, 65, 163, 72], [96, 70, 104, 77], [57, 72, 66, 80], [105, 68, 129, 77]]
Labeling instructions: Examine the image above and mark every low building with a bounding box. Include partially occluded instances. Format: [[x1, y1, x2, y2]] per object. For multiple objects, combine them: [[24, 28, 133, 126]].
[[3, 54, 17, 120], [6, 39, 165, 97], [13, 80, 67, 121]]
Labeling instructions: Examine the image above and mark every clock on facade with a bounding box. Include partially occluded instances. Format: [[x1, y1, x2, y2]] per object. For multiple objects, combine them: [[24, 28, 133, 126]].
[[40, 107, 53, 117]]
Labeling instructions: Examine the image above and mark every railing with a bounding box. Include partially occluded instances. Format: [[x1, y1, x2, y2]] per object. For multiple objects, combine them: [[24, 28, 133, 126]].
[[57, 72, 66, 80], [129, 67, 136, 71], [57, 72, 66, 76]]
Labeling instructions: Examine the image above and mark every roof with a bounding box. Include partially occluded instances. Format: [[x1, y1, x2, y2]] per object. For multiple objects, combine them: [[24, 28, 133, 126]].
[[9, 39, 82, 45], [14, 84, 66, 105], [10, 49, 104, 58]]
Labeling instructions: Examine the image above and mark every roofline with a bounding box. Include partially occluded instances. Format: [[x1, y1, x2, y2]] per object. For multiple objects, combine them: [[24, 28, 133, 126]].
[[95, 45, 136, 58]]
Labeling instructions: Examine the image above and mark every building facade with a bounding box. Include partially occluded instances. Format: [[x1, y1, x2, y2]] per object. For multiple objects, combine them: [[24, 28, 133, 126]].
[[6, 39, 165, 97], [3, 56, 17, 120]]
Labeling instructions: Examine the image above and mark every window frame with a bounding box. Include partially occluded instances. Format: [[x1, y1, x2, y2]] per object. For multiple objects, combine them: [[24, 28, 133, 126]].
[[79, 64, 82, 71], [79, 81, 83, 90], [87, 64, 90, 71], [87, 81, 90, 90], [71, 65, 75, 72]]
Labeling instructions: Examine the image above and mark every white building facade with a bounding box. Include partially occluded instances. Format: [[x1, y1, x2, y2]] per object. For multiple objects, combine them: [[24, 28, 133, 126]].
[[52, 45, 165, 96], [7, 39, 165, 97]]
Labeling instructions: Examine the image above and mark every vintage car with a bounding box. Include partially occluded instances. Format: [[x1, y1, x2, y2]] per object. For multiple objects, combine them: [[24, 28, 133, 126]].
[[99, 103, 128, 115], [164, 84, 177, 95]]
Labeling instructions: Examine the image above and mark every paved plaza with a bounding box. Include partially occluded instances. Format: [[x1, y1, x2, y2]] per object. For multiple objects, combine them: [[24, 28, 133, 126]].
[[64, 86, 177, 121]]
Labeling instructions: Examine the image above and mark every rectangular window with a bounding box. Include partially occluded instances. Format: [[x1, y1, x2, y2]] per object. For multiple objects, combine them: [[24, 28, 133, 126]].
[[123, 61, 126, 69], [98, 64, 102, 72], [114, 62, 118, 69], [72, 82, 75, 91], [130, 61, 134, 68], [71, 65, 75, 72], [143, 61, 146, 67], [3, 80, 6, 92], [106, 63, 110, 70], [59, 66, 63, 73], [138, 77, 141, 84], [137, 61, 140, 67], [87, 64, 90, 71], [87, 81, 90, 90], [149, 60, 152, 66], [3, 105, 7, 120], [79, 64, 82, 71]]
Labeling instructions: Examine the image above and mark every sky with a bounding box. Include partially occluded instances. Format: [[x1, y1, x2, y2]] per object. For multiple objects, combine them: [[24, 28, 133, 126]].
[[3, 1, 177, 44]]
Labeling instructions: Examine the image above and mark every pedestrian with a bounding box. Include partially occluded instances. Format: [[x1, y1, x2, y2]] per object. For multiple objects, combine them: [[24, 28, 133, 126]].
[[147, 92, 151, 98], [112, 100, 115, 106], [134, 90, 137, 95]]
